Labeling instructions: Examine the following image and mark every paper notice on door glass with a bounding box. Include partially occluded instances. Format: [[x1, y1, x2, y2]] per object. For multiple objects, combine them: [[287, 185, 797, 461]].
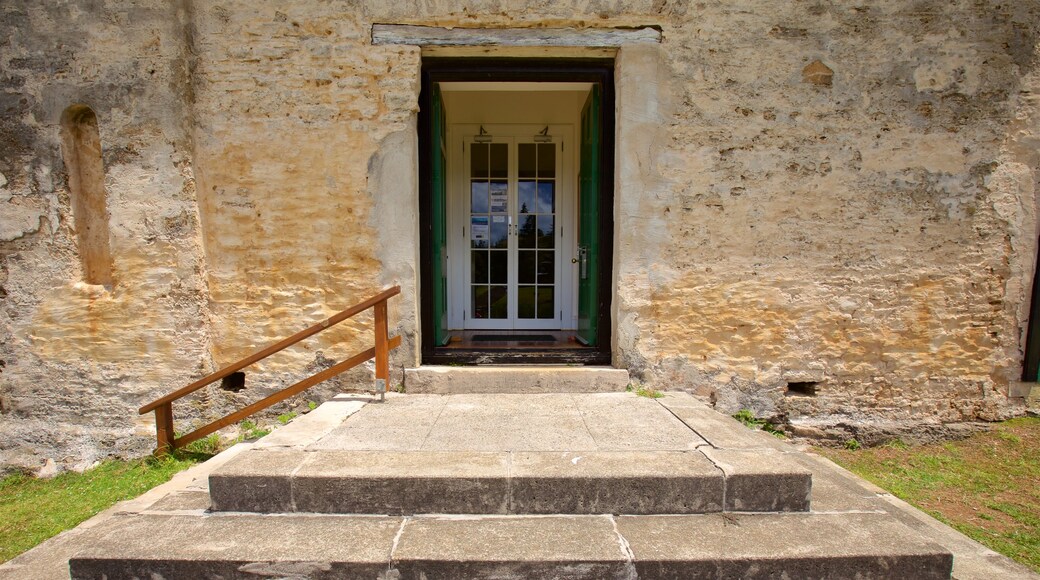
[[492, 215, 506, 223], [490, 182, 508, 213], [471, 216, 489, 242]]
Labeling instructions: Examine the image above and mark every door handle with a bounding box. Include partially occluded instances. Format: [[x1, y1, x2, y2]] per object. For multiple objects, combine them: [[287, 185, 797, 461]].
[[577, 246, 588, 279]]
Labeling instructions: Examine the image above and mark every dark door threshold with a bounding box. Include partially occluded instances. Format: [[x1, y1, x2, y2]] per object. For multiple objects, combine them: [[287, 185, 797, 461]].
[[425, 348, 611, 365]]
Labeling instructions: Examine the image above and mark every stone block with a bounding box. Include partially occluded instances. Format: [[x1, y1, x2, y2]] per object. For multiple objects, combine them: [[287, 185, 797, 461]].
[[404, 366, 631, 394], [68, 513, 400, 580], [658, 395, 787, 450], [293, 450, 511, 514], [618, 512, 953, 579], [700, 448, 812, 512], [392, 515, 631, 579], [207, 449, 304, 512], [509, 451, 723, 514]]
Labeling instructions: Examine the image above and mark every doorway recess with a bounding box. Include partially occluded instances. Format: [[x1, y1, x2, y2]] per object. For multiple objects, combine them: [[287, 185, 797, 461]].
[[418, 59, 615, 365]]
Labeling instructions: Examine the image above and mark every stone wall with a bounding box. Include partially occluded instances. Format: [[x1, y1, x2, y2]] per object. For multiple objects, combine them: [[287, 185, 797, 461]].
[[0, 1, 212, 471], [608, 1, 1040, 444], [1, 0, 1038, 472]]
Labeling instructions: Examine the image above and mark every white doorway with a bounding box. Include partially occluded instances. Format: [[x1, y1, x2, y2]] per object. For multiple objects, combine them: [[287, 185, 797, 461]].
[[441, 84, 590, 332]]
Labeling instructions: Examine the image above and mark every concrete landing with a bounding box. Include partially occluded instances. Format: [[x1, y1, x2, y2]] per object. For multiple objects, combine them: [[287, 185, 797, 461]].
[[403, 365, 631, 393]]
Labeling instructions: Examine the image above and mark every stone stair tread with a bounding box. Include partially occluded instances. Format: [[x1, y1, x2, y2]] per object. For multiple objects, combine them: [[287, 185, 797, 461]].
[[208, 447, 810, 515], [403, 365, 631, 394], [68, 512, 953, 580]]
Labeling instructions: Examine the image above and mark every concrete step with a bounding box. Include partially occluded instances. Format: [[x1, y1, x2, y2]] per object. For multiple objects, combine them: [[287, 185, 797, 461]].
[[208, 447, 811, 515], [403, 365, 631, 394], [68, 512, 953, 579]]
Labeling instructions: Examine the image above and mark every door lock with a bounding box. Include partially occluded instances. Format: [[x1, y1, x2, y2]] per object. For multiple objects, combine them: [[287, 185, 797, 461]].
[[577, 246, 588, 279]]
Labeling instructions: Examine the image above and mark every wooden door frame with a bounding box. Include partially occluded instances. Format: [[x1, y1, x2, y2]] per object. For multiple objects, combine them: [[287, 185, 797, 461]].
[[418, 58, 615, 365]]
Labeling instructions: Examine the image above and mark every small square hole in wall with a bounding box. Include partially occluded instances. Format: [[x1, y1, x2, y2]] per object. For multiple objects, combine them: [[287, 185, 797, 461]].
[[221, 372, 246, 392], [785, 381, 817, 397]]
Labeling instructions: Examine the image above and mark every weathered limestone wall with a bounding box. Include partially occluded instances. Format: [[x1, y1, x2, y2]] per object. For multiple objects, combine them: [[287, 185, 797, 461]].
[[187, 3, 422, 384], [610, 1, 1040, 442], [1, 0, 1039, 471], [0, 1, 211, 471]]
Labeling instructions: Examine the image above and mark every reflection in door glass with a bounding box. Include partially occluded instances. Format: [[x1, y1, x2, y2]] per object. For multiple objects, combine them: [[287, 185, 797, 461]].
[[471, 182, 489, 214], [469, 138, 557, 323], [518, 181, 536, 214], [517, 142, 556, 320], [470, 142, 508, 319], [537, 182, 555, 213]]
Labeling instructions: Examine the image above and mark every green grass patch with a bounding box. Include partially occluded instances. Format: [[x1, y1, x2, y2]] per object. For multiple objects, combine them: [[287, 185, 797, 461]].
[[0, 451, 209, 563], [239, 419, 270, 440], [733, 409, 787, 438], [635, 386, 664, 399], [816, 417, 1040, 572], [277, 411, 298, 425]]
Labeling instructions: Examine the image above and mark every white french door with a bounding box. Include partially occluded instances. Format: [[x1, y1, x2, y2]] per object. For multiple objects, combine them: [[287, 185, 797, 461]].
[[448, 125, 573, 330]]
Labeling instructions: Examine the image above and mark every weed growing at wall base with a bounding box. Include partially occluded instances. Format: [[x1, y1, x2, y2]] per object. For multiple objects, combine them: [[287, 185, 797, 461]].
[[733, 409, 787, 438]]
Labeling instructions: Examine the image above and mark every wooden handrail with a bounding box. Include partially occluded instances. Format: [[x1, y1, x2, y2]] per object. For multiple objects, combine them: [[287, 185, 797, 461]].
[[140, 286, 401, 414], [139, 285, 401, 454]]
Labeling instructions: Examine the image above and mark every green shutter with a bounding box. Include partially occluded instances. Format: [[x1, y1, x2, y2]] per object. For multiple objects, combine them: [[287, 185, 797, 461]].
[[577, 86, 601, 346], [431, 85, 450, 346]]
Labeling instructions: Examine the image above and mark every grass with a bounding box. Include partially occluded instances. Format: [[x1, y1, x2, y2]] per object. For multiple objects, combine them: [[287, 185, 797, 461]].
[[277, 411, 298, 425], [239, 419, 270, 440], [0, 446, 213, 563], [626, 383, 664, 398], [816, 417, 1040, 572], [0, 409, 302, 564]]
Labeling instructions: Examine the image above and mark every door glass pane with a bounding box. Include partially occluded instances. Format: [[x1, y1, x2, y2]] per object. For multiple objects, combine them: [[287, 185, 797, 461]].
[[490, 143, 508, 178], [490, 181, 508, 212], [518, 286, 536, 319], [490, 285, 508, 318], [491, 218, 508, 248], [518, 144, 536, 178], [472, 251, 488, 284], [537, 182, 554, 214], [537, 215, 554, 249], [471, 182, 489, 213], [518, 181, 536, 214], [471, 143, 489, 178], [470, 216, 489, 248], [490, 250, 507, 284], [518, 215, 537, 248], [537, 143, 555, 178], [537, 251, 554, 284], [473, 285, 489, 319], [518, 250, 536, 284], [537, 286, 554, 318]]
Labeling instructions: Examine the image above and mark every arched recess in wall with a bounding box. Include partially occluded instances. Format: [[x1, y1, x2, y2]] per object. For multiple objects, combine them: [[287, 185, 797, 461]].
[[60, 104, 113, 287]]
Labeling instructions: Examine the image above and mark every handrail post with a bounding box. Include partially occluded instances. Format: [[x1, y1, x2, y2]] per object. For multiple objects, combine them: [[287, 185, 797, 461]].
[[154, 402, 176, 456], [374, 297, 390, 398]]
